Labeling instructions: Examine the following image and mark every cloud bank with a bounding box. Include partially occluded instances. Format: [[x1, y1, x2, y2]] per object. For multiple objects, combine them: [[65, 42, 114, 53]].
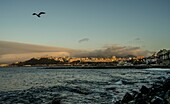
[[0, 41, 75, 63], [0, 41, 153, 64], [74, 44, 153, 58], [78, 38, 89, 43], [0, 41, 73, 55]]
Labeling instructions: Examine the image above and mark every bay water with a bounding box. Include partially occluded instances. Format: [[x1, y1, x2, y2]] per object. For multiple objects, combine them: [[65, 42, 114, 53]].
[[0, 67, 169, 103]]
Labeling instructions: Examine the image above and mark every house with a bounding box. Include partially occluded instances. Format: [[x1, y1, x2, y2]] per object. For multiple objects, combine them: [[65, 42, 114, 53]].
[[145, 56, 157, 65], [157, 49, 170, 65]]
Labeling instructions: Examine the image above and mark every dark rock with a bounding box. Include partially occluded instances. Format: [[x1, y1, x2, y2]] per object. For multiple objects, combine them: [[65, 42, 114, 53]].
[[52, 97, 61, 104], [119, 77, 170, 104], [132, 90, 139, 98], [135, 97, 149, 104], [151, 96, 164, 104], [128, 100, 135, 104], [151, 84, 162, 93], [29, 97, 37, 103], [163, 77, 170, 91], [164, 90, 170, 103], [155, 80, 164, 85], [135, 93, 143, 99], [140, 86, 150, 94], [136, 100, 148, 104], [115, 100, 122, 104], [159, 91, 166, 98], [122, 92, 134, 103]]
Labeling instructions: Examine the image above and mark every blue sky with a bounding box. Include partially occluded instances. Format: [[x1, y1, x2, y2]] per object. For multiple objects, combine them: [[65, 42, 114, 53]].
[[1, 0, 170, 51]]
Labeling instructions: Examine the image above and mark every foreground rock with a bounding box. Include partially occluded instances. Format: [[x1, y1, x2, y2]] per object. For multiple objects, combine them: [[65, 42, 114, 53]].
[[115, 77, 170, 104]]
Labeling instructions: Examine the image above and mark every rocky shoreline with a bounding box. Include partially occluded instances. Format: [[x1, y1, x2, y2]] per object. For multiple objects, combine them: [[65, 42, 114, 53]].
[[115, 77, 170, 104]]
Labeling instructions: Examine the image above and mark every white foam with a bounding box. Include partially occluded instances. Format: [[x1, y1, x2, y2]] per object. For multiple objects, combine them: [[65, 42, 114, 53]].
[[115, 80, 123, 85], [145, 68, 170, 71]]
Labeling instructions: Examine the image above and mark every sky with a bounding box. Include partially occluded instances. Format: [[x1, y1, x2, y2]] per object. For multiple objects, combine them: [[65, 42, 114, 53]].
[[0, 0, 170, 63]]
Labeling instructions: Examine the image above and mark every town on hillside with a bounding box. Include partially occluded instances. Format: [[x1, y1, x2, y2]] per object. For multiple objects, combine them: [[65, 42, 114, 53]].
[[1, 49, 170, 68]]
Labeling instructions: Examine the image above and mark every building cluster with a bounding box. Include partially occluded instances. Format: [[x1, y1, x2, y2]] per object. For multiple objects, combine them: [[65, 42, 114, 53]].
[[1, 49, 170, 67], [34, 49, 170, 66], [145, 49, 170, 65], [53, 56, 144, 63], [25, 55, 145, 66]]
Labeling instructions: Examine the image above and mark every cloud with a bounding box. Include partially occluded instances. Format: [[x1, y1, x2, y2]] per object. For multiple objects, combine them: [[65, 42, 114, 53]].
[[135, 38, 141, 41], [0, 52, 70, 64], [74, 44, 153, 58], [0, 40, 75, 63], [0, 40, 74, 55], [78, 38, 89, 43], [0, 41, 153, 64]]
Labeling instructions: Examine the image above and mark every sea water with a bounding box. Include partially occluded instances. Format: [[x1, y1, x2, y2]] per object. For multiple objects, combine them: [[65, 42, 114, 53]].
[[0, 67, 170, 103]]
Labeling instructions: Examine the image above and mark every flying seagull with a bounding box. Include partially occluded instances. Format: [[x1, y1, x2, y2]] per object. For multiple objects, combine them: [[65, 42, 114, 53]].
[[32, 12, 45, 18]]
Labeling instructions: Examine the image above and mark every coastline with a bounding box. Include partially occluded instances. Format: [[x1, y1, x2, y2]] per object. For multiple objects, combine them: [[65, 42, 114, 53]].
[[40, 65, 170, 69], [1, 65, 170, 69]]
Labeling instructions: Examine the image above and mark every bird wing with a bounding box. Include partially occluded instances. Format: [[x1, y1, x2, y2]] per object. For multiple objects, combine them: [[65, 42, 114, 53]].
[[32, 13, 37, 15], [39, 12, 45, 15]]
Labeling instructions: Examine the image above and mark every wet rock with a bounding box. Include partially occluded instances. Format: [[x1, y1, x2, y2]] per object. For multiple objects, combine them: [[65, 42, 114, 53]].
[[132, 90, 139, 98], [167, 98, 170, 103], [163, 77, 170, 91], [135, 96, 149, 104], [164, 90, 170, 103], [118, 77, 170, 104], [115, 100, 121, 104], [135, 93, 143, 99], [128, 100, 135, 104], [151, 96, 164, 104], [140, 86, 150, 94], [122, 92, 134, 103], [52, 97, 61, 104], [159, 91, 166, 98], [151, 84, 162, 93], [137, 101, 149, 104]]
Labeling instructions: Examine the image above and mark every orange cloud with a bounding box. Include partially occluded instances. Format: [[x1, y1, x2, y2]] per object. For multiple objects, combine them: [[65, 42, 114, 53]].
[[0, 52, 70, 64], [0, 41, 74, 63]]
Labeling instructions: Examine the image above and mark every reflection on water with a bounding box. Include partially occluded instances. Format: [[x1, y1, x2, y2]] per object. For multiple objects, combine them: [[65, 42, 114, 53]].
[[0, 67, 170, 103]]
